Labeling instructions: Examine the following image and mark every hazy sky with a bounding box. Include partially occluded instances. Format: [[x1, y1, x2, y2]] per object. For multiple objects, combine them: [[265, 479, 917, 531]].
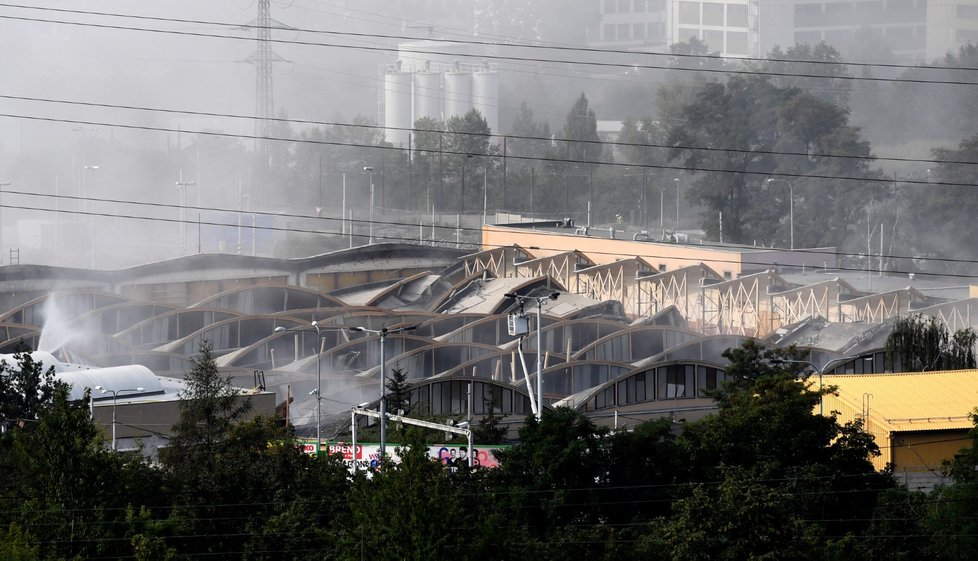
[[0, 0, 414, 154]]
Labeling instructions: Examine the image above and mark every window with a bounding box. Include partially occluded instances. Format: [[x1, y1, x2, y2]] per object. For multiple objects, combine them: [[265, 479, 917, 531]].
[[604, 0, 616, 14], [604, 23, 616, 41], [677, 27, 700, 42], [618, 0, 631, 12], [794, 3, 822, 26], [618, 23, 630, 40], [634, 0, 646, 11], [727, 31, 748, 55], [658, 263, 667, 272], [825, 1, 852, 15], [703, 29, 723, 51], [727, 4, 748, 27], [723, 271, 732, 279], [634, 22, 646, 39], [649, 21, 666, 39], [636, 371, 649, 401], [702, 2, 724, 25], [795, 30, 822, 44], [659, 365, 690, 398], [957, 28, 978, 43], [678, 1, 699, 24], [697, 365, 726, 396], [825, 28, 852, 45]]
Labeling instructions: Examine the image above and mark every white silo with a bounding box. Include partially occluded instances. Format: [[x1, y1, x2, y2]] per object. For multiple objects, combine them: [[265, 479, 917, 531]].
[[472, 69, 499, 137], [384, 69, 412, 147], [412, 72, 442, 123], [442, 70, 472, 121]]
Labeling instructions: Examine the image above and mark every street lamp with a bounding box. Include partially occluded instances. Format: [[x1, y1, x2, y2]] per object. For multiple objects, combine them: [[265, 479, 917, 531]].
[[766, 178, 794, 250], [772, 356, 872, 415], [363, 166, 374, 244], [274, 321, 341, 455], [94, 385, 144, 451], [0, 181, 9, 265], [83, 165, 100, 269], [176, 171, 196, 255], [504, 291, 560, 421], [348, 324, 417, 458], [673, 177, 681, 231]]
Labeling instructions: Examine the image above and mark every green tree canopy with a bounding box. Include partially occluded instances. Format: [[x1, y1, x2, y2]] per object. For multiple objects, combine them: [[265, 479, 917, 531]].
[[884, 313, 977, 372], [667, 75, 882, 248]]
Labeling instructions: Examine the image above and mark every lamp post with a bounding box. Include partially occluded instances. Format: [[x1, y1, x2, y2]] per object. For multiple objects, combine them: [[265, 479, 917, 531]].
[[505, 291, 560, 421], [772, 356, 872, 415], [481, 157, 488, 225], [349, 324, 417, 458], [94, 386, 144, 451], [766, 178, 794, 250], [673, 177, 680, 231], [176, 171, 196, 256], [363, 166, 374, 244], [0, 181, 9, 265], [274, 321, 341, 455], [83, 165, 100, 269]]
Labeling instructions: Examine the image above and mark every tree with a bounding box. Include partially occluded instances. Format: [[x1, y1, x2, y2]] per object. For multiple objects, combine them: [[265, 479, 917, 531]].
[[762, 42, 851, 108], [342, 432, 474, 561], [0, 344, 60, 431], [492, 408, 610, 538], [385, 367, 411, 417], [884, 314, 977, 372], [656, 467, 822, 561], [617, 117, 667, 165], [473, 395, 508, 445], [669, 340, 895, 558], [156, 340, 254, 555], [899, 135, 978, 274], [160, 340, 251, 478], [666, 75, 882, 248], [443, 108, 495, 213], [923, 410, 978, 560], [561, 93, 602, 170], [508, 102, 551, 162]]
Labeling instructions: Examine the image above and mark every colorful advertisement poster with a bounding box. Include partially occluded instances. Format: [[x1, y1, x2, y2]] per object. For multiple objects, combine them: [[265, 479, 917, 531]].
[[299, 440, 506, 471]]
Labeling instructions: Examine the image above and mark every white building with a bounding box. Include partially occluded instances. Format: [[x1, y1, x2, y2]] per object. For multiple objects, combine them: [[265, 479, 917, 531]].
[[381, 41, 500, 147], [590, 0, 978, 62]]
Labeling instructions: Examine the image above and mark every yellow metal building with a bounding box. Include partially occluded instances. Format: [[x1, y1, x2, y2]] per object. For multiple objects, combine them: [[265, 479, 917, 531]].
[[821, 371, 978, 487]]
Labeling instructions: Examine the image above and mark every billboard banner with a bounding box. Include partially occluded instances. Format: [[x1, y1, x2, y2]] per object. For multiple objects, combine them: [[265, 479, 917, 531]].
[[299, 440, 506, 471]]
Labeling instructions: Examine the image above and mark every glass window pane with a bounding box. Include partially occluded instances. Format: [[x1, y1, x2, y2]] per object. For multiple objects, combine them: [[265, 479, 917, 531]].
[[727, 31, 748, 55], [703, 2, 723, 25], [727, 4, 748, 26], [678, 2, 699, 24]]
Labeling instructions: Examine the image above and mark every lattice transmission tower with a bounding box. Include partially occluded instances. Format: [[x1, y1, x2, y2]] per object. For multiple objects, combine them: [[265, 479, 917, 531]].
[[239, 0, 289, 178]]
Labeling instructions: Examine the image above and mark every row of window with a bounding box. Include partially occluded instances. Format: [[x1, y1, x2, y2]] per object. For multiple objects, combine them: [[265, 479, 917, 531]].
[[602, 21, 667, 42], [678, 2, 749, 28], [794, 26, 925, 50], [586, 364, 726, 411], [604, 0, 667, 14], [795, 4, 924, 27], [409, 380, 532, 417], [676, 28, 749, 55]]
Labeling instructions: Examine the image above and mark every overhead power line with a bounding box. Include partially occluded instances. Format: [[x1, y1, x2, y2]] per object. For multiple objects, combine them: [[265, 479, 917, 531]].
[[1, 111, 969, 189], [6, 187, 978, 278], [5, 93, 977, 168], [3, 1, 975, 75], [1, 11, 977, 86]]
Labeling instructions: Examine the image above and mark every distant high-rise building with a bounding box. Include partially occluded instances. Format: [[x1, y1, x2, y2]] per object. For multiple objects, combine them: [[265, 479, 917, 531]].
[[590, 0, 758, 58], [590, 0, 978, 63]]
